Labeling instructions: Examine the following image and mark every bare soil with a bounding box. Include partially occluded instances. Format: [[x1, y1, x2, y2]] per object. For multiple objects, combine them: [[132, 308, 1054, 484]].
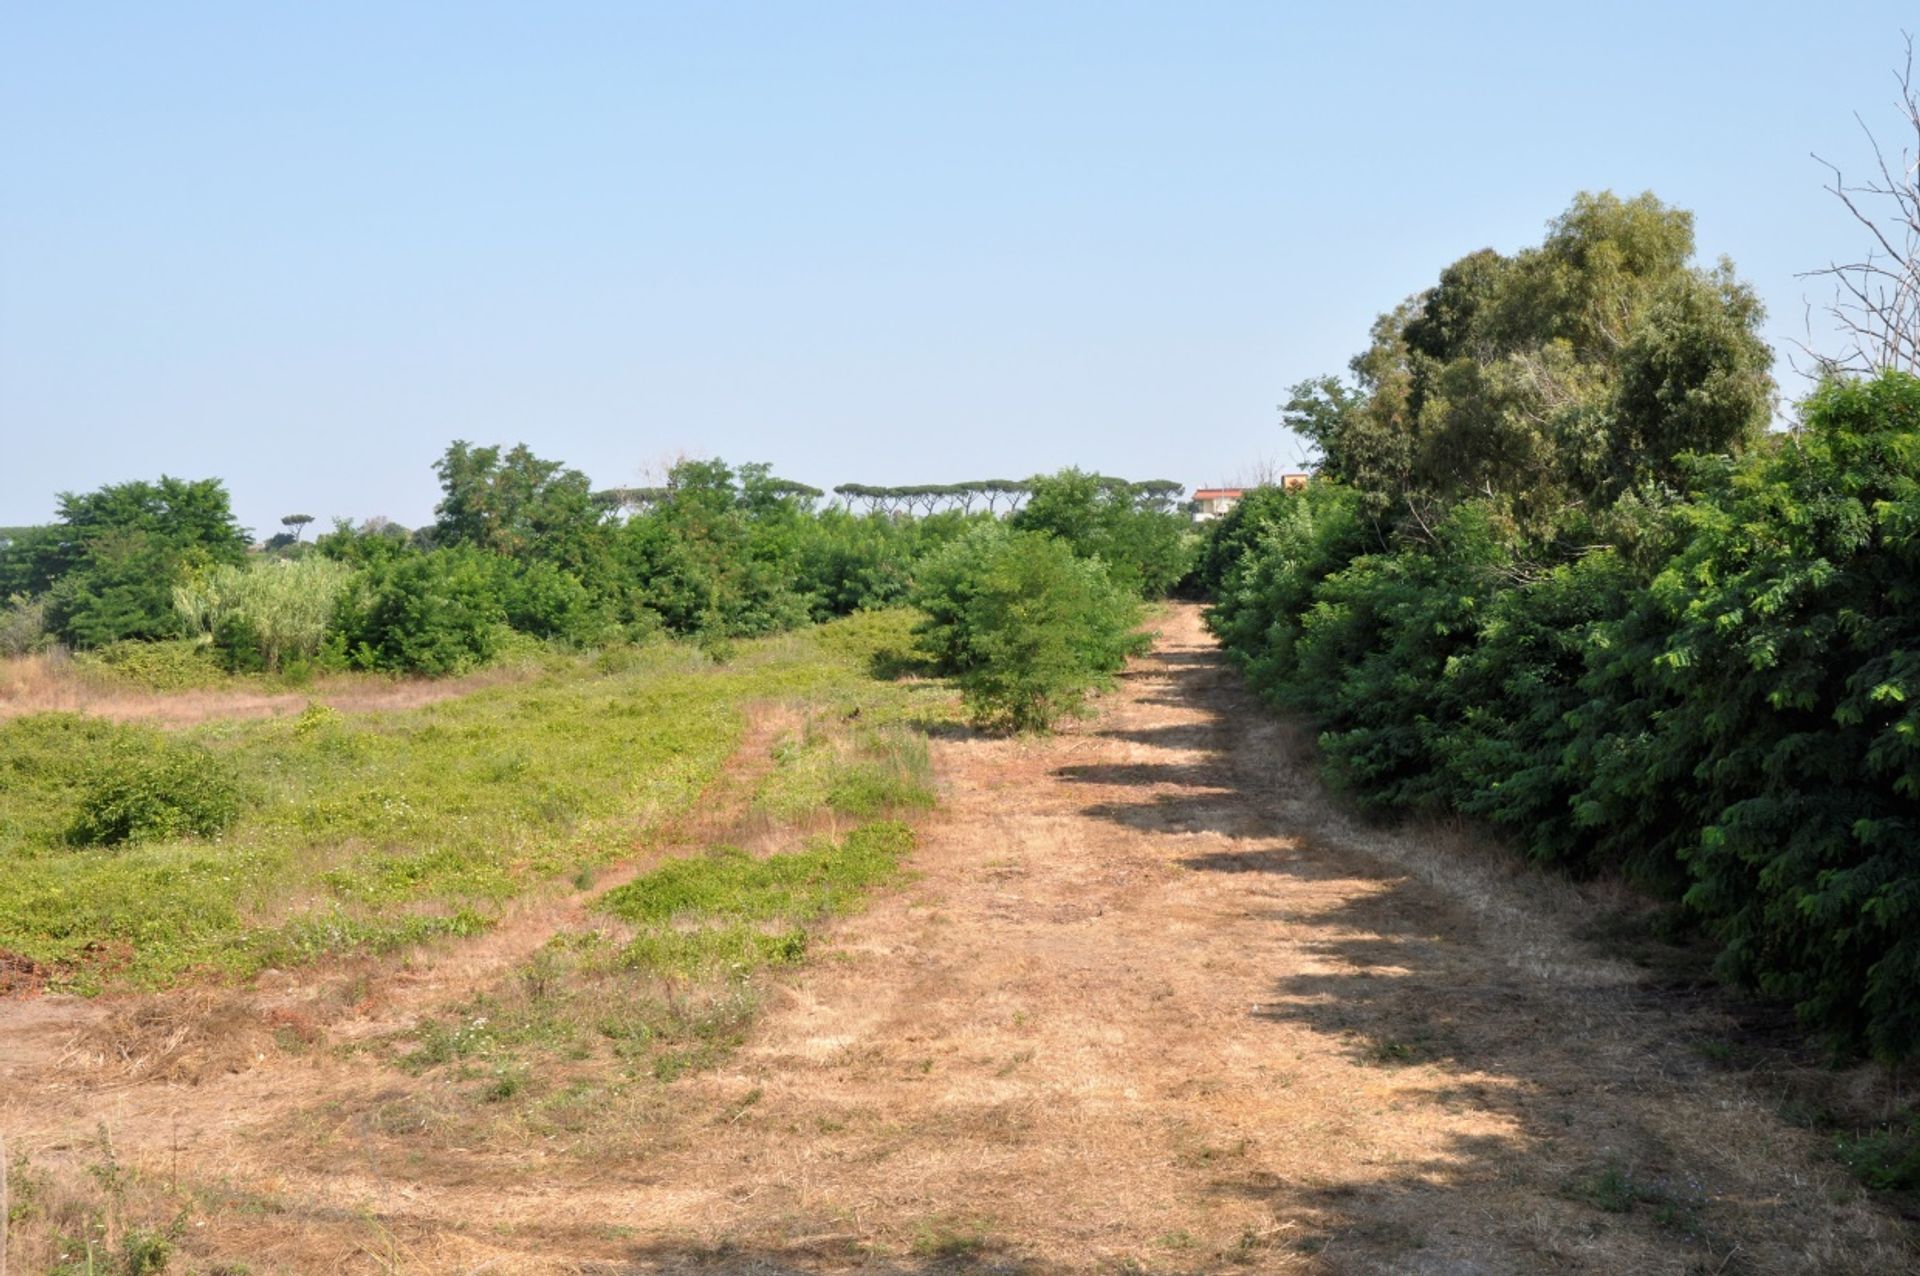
[[1, 605, 1912, 1274]]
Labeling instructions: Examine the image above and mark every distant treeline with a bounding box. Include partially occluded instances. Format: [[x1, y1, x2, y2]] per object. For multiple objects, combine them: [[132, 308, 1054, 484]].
[[0, 451, 1194, 682], [594, 477, 1186, 518], [1195, 190, 1920, 1064]]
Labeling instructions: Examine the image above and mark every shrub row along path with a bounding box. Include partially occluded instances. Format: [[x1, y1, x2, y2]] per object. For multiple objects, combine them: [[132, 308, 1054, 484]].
[[3, 604, 1913, 1273]]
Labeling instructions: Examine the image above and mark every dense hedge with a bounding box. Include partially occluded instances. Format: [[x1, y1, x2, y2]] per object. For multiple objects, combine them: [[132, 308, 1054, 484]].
[[1204, 371, 1920, 1060]]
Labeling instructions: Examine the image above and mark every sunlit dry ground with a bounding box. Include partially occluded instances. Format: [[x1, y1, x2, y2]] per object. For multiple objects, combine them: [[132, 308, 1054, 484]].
[[2, 606, 1912, 1273], [0, 648, 533, 725]]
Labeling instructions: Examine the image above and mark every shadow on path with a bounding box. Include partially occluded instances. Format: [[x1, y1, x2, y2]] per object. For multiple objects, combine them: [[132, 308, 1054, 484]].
[[1048, 617, 1911, 1275]]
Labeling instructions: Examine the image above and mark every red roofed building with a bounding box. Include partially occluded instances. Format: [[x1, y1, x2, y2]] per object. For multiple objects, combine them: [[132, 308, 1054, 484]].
[[1191, 475, 1311, 522], [1191, 488, 1243, 522]]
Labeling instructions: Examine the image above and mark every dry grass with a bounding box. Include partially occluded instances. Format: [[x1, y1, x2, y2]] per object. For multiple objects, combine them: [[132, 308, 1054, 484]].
[[0, 606, 1913, 1274], [0, 648, 528, 726]]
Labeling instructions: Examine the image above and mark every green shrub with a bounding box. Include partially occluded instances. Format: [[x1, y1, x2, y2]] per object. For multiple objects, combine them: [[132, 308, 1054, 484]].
[[502, 560, 616, 645], [212, 613, 268, 673], [1833, 1118, 1920, 1192], [1205, 479, 1372, 698], [69, 738, 243, 847], [30, 477, 251, 649], [1013, 467, 1194, 598], [913, 526, 1146, 731], [329, 546, 508, 674]]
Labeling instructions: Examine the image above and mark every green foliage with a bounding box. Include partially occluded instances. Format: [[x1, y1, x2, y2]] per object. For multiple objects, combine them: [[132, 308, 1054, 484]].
[[1013, 467, 1194, 598], [1289, 505, 1505, 807], [1187, 485, 1303, 597], [1207, 369, 1920, 1061], [755, 719, 936, 822], [1308, 191, 1773, 537], [602, 821, 913, 973], [913, 526, 1146, 731], [21, 477, 250, 648], [68, 735, 242, 848], [1832, 1118, 1920, 1192], [0, 611, 945, 988], [314, 516, 414, 565], [501, 559, 616, 646], [1624, 374, 1920, 1059], [614, 458, 815, 638], [1196, 190, 1920, 1059], [791, 507, 983, 619], [13, 447, 1185, 685], [330, 546, 508, 674], [0, 592, 50, 655], [431, 440, 608, 570], [0, 524, 60, 597], [74, 639, 225, 691], [1204, 480, 1373, 695]]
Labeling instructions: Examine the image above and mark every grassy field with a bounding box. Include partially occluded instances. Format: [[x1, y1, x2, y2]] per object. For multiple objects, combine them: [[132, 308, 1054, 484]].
[[0, 609, 946, 991]]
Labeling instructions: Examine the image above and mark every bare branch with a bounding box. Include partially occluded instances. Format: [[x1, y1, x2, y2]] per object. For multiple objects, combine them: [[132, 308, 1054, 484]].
[[1799, 32, 1920, 378]]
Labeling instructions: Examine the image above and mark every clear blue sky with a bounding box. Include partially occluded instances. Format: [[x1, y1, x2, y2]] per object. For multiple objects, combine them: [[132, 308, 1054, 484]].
[[2, 2, 1913, 536]]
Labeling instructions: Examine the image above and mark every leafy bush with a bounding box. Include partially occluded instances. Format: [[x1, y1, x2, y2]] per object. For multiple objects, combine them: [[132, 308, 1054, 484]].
[[1205, 479, 1372, 698], [69, 738, 243, 847], [329, 547, 508, 674], [913, 526, 1145, 731], [1013, 468, 1194, 598], [25, 477, 251, 648], [501, 560, 616, 646], [1608, 374, 1920, 1059]]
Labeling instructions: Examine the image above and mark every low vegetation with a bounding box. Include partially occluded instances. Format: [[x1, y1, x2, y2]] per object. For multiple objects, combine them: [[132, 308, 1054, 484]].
[[0, 610, 944, 990], [912, 524, 1149, 730], [368, 714, 932, 1135]]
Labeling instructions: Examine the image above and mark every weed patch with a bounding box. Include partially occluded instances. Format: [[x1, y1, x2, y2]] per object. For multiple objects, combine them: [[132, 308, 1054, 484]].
[[601, 822, 912, 937], [381, 819, 916, 1143], [0, 613, 946, 988], [68, 737, 243, 847], [1565, 1159, 1708, 1234], [1833, 1118, 1920, 1193]]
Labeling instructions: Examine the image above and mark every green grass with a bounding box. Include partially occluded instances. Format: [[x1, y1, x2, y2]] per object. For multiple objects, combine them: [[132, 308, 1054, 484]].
[[0, 609, 948, 989], [74, 638, 227, 691], [1833, 1118, 1920, 1192], [387, 820, 915, 1105], [756, 718, 936, 822], [601, 821, 912, 929], [605, 819, 912, 974], [908, 1214, 996, 1259], [1565, 1160, 1707, 1234]]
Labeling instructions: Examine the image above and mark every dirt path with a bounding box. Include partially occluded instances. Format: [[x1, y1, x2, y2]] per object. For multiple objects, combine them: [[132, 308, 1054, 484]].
[[2, 606, 1911, 1274]]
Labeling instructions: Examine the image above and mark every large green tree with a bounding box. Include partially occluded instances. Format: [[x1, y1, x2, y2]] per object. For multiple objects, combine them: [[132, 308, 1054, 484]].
[[1012, 468, 1192, 597], [13, 478, 250, 647], [431, 441, 607, 570], [1295, 192, 1775, 539]]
